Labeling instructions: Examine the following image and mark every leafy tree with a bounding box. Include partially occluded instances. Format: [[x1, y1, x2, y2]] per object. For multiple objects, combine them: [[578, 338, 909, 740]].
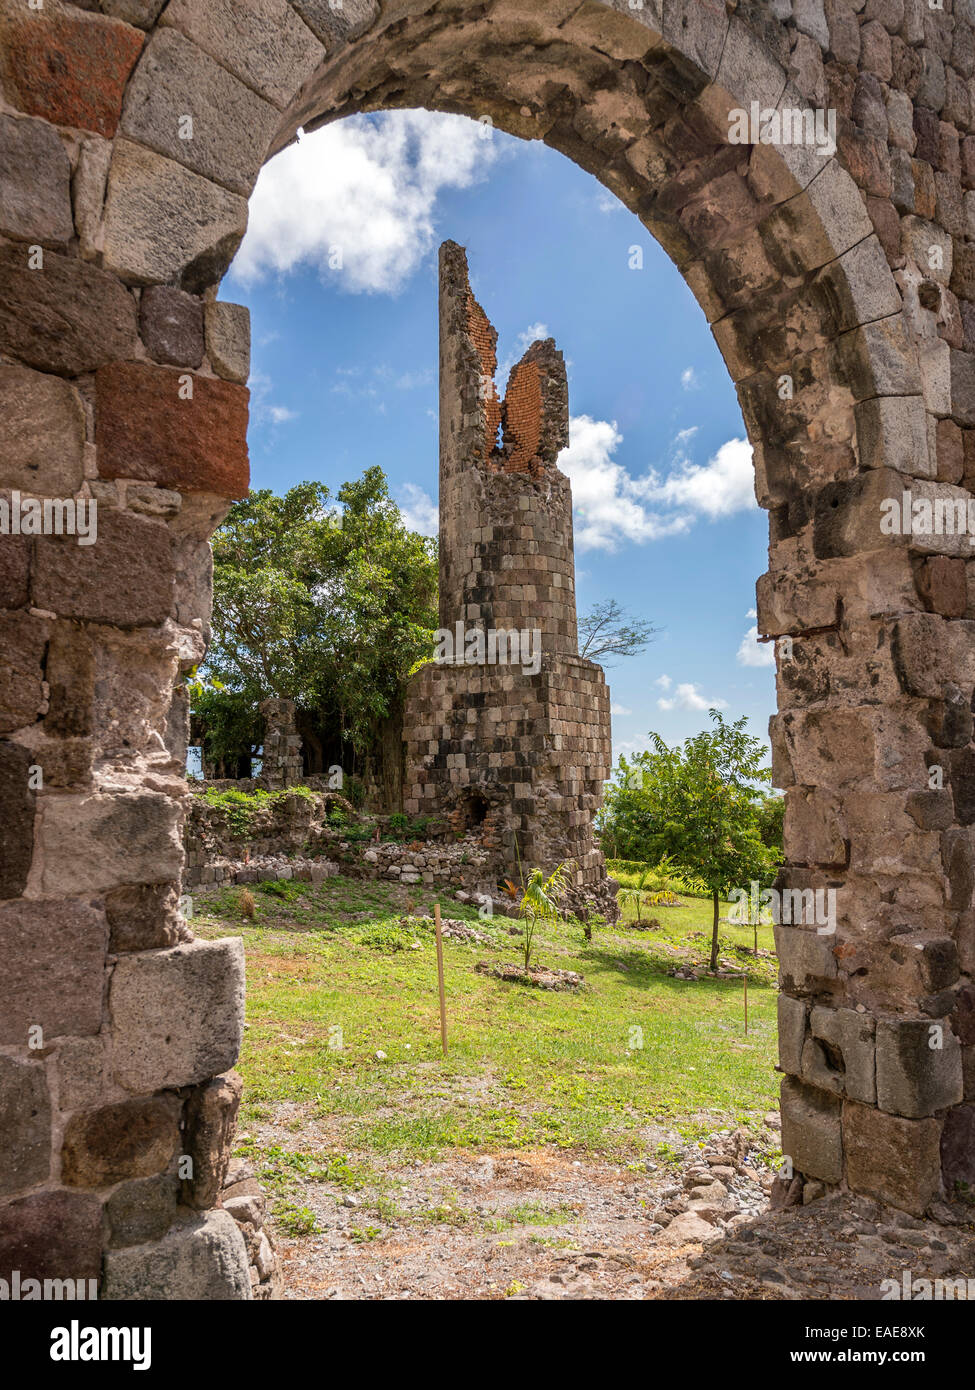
[[578, 599, 658, 665], [195, 468, 438, 773], [600, 711, 780, 971]]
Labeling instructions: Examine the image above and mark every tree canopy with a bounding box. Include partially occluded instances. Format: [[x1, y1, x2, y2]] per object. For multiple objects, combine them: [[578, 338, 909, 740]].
[[598, 711, 781, 969], [192, 468, 438, 769]]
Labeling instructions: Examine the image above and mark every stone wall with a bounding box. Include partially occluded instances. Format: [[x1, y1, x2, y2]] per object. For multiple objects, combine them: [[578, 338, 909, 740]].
[[3, 0, 975, 1298], [182, 786, 499, 899]]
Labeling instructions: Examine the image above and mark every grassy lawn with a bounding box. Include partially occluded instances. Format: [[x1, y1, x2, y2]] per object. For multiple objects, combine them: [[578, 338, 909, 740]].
[[192, 873, 780, 1175]]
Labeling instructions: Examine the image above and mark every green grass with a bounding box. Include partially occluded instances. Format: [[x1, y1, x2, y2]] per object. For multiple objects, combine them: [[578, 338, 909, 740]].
[[193, 872, 779, 1170]]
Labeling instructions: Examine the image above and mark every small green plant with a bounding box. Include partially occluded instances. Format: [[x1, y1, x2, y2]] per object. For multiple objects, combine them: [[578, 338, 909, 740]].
[[271, 1199, 320, 1237], [350, 1224, 382, 1243], [518, 862, 568, 971], [260, 878, 303, 902]]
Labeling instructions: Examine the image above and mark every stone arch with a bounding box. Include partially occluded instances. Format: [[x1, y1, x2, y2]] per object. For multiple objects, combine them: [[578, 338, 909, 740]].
[[2, 0, 972, 1297]]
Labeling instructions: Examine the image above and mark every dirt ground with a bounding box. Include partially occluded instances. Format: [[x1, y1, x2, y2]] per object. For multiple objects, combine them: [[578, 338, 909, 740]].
[[245, 1111, 975, 1301]]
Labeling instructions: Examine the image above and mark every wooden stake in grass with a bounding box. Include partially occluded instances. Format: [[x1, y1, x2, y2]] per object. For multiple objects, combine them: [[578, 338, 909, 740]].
[[743, 972, 748, 1036], [434, 901, 448, 1056]]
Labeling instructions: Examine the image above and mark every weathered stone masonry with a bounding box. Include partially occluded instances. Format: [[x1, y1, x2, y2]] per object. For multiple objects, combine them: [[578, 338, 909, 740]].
[[404, 241, 615, 918], [2, 0, 975, 1298]]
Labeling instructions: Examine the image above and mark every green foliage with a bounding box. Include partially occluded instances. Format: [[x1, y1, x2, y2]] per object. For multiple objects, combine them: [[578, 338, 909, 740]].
[[194, 468, 438, 767], [260, 879, 304, 902], [198, 784, 315, 837], [599, 712, 781, 970], [518, 862, 568, 971], [271, 1200, 320, 1237]]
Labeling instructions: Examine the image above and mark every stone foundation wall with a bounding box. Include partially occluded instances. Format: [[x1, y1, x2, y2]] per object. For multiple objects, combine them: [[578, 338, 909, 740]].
[[405, 655, 615, 918], [182, 787, 500, 899]]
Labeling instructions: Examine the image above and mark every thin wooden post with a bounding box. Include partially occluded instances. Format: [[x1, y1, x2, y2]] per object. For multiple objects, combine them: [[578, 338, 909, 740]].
[[743, 972, 748, 1036], [434, 901, 448, 1056]]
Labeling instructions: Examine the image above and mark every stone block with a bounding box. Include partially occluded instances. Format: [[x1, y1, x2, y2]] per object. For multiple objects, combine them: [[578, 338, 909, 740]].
[[814, 236, 903, 333], [0, 898, 107, 1044], [73, 133, 113, 258], [0, 364, 85, 494], [120, 28, 276, 196], [892, 612, 975, 697], [916, 555, 967, 616], [0, 741, 35, 900], [0, 537, 29, 610], [291, 0, 378, 46], [181, 1070, 243, 1209], [0, 1056, 51, 1196], [102, 140, 248, 290], [139, 285, 204, 368], [56, 1036, 107, 1112], [205, 301, 250, 384], [950, 347, 975, 426], [95, 361, 249, 498], [100, 1, 167, 26], [33, 792, 183, 896], [777, 992, 808, 1075], [875, 1016, 963, 1117], [843, 1100, 943, 1215], [61, 1095, 181, 1187], [0, 611, 47, 736], [0, 1189, 102, 1284], [838, 314, 922, 399], [0, 243, 139, 376], [780, 1075, 843, 1184], [940, 1103, 975, 1195], [804, 1005, 877, 1103], [0, 2, 144, 137], [854, 394, 933, 476], [784, 786, 847, 866], [101, 1209, 251, 1300], [44, 622, 93, 740], [161, 0, 325, 108], [884, 933, 960, 998], [106, 881, 183, 953], [774, 922, 838, 994], [0, 114, 73, 245], [109, 938, 245, 1092], [105, 1173, 180, 1248], [32, 509, 175, 627]]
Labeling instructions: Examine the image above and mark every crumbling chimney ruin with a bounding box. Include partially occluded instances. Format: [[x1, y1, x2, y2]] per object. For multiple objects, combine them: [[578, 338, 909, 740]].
[[404, 242, 615, 919]]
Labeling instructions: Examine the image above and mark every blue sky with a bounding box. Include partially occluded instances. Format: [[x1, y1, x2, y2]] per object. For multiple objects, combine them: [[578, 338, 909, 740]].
[[224, 110, 775, 766]]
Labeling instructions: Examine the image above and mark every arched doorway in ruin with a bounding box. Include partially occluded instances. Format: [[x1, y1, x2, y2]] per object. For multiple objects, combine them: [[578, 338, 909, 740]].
[[1, 0, 971, 1297]]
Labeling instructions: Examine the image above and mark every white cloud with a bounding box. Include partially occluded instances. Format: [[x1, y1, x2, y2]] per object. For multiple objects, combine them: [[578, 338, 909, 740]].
[[557, 416, 756, 552], [249, 370, 297, 427], [681, 366, 700, 390], [397, 483, 438, 537], [518, 322, 549, 350], [736, 622, 776, 668], [232, 111, 502, 294], [610, 702, 632, 716], [654, 675, 672, 690], [657, 682, 728, 712], [650, 436, 756, 519]]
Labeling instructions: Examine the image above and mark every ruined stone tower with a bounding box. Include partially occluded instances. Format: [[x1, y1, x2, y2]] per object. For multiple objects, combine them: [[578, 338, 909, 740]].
[[403, 242, 615, 919]]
